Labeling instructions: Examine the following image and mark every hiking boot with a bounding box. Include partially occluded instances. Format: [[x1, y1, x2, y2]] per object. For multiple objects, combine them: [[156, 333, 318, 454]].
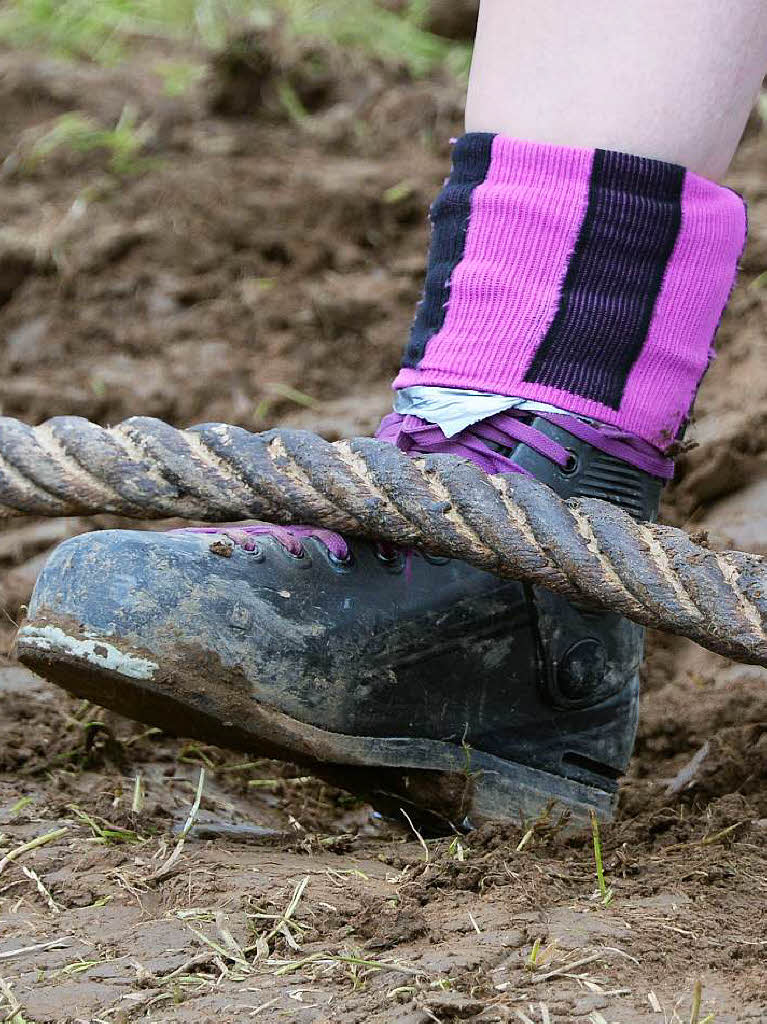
[[16, 412, 662, 830]]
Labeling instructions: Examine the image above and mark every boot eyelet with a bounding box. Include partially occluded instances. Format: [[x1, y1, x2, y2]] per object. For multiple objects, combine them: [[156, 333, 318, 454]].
[[375, 546, 402, 570], [327, 550, 354, 569], [423, 552, 450, 566], [244, 543, 265, 562], [562, 450, 580, 476]]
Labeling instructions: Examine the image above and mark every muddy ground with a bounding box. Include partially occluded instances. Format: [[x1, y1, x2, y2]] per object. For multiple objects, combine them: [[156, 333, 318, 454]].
[[0, 26, 765, 1024]]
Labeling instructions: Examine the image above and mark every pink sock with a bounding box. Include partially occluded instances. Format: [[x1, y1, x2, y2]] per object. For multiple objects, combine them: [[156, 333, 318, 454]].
[[394, 134, 747, 451]]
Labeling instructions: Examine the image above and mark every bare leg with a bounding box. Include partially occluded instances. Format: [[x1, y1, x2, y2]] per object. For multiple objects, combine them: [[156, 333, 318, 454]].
[[466, 0, 767, 180]]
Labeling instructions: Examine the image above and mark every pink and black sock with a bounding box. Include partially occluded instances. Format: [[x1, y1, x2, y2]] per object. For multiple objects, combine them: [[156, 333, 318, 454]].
[[393, 133, 746, 462]]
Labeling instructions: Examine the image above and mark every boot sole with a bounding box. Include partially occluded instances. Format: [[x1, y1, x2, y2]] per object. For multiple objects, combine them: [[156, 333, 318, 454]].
[[16, 621, 616, 830]]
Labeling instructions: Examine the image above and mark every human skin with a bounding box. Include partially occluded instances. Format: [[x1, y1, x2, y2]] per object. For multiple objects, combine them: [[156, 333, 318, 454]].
[[466, 0, 767, 181]]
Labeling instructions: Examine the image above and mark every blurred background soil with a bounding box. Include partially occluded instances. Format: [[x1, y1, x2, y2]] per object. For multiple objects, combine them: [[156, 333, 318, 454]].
[[0, 3, 765, 1021]]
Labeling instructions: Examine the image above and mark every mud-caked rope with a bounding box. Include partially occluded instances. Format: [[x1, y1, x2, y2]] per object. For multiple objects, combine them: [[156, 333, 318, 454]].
[[0, 414, 765, 667]]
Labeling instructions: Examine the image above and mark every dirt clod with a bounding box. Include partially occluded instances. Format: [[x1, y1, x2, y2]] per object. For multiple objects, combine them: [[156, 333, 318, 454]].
[[208, 538, 234, 557]]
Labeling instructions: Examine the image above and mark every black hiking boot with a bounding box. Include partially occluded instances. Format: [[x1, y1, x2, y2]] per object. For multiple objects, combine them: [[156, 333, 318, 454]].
[[16, 415, 662, 830]]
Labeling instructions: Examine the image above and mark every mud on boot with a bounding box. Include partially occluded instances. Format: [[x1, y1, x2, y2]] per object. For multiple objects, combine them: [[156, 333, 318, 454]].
[[17, 415, 662, 831]]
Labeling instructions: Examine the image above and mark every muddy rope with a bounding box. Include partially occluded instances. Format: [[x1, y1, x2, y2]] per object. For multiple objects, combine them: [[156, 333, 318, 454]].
[[0, 414, 765, 666]]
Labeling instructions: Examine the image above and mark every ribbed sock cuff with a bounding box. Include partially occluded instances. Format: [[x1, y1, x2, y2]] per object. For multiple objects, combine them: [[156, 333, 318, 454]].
[[394, 133, 747, 451]]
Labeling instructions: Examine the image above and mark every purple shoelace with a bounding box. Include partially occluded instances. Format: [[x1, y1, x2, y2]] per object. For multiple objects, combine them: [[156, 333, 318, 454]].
[[174, 523, 353, 561], [175, 409, 672, 559], [375, 409, 674, 480]]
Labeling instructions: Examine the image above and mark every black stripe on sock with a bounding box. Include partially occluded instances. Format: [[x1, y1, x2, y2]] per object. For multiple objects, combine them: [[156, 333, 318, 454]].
[[523, 149, 685, 409], [401, 132, 495, 369]]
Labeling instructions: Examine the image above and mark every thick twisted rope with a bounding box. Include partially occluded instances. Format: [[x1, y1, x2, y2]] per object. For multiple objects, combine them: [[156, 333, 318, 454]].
[[0, 414, 765, 666]]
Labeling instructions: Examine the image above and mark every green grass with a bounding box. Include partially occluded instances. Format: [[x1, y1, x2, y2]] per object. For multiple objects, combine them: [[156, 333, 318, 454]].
[[0, 0, 262, 61], [589, 809, 613, 907], [155, 58, 207, 96], [280, 0, 471, 77], [29, 105, 154, 176], [68, 805, 144, 845], [0, 0, 470, 78]]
